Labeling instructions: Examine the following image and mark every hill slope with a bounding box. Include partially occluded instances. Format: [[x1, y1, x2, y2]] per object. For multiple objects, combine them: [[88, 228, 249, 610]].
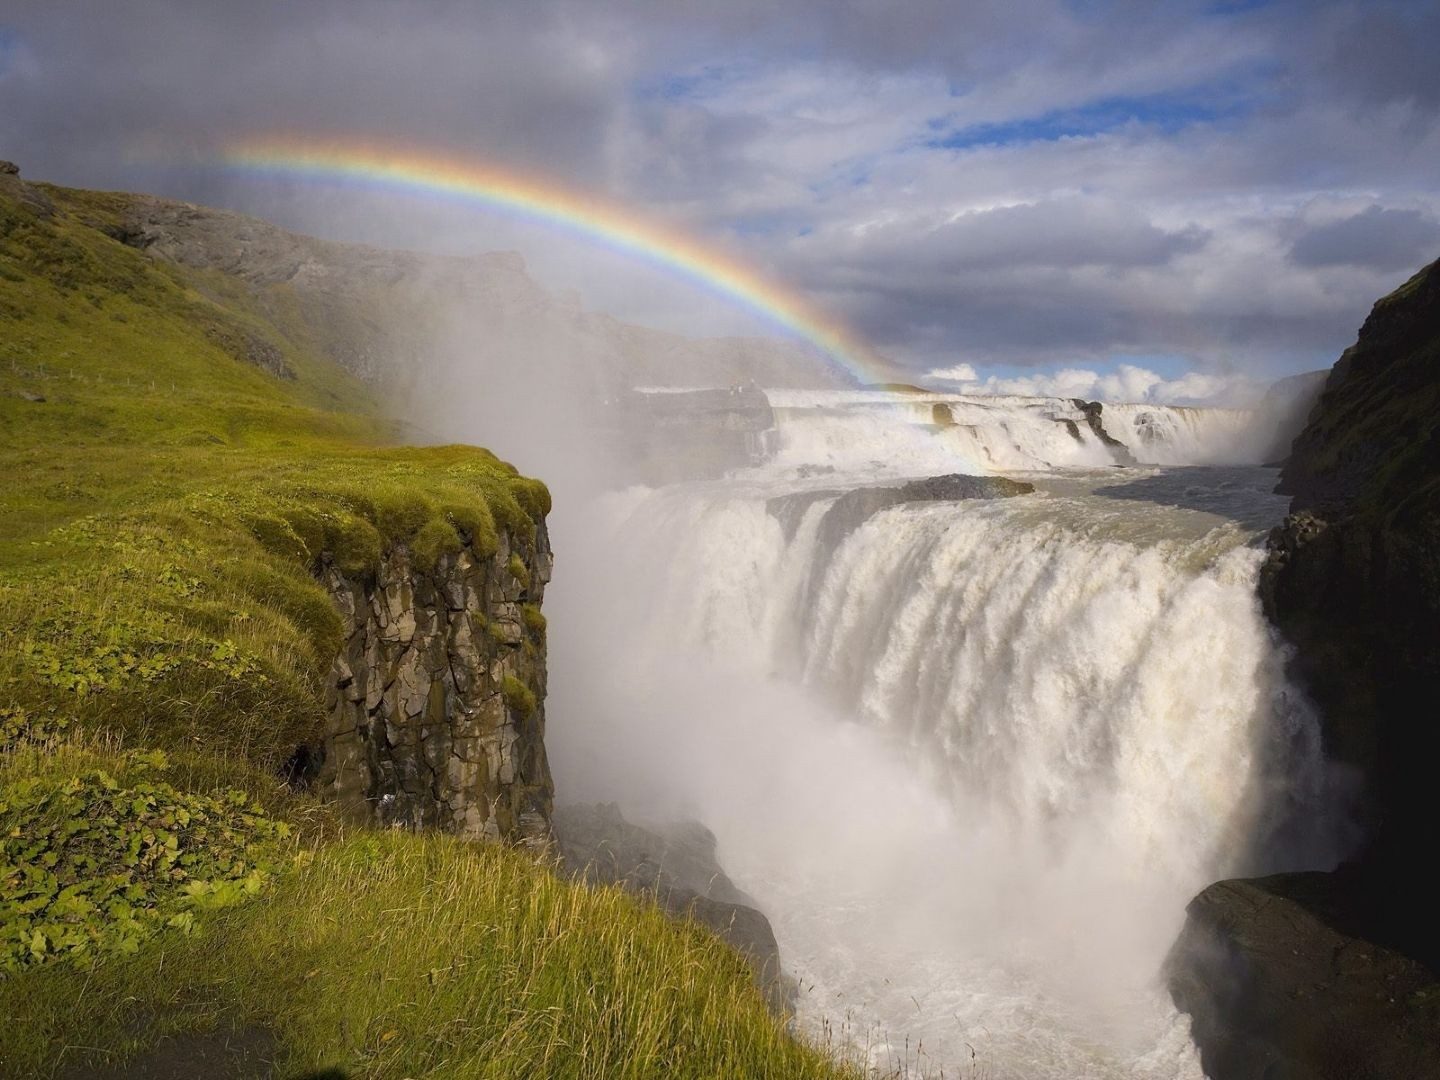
[[0, 164, 853, 1079]]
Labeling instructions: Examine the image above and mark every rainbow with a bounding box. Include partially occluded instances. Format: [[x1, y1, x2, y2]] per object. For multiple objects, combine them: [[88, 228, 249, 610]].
[[221, 137, 885, 384]]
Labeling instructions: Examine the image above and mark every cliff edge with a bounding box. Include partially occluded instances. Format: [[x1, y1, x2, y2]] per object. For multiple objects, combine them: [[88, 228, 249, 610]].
[[1169, 258, 1440, 1078]]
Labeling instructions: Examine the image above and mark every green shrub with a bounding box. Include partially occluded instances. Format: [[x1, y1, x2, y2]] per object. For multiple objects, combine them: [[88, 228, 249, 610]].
[[0, 764, 289, 970], [501, 674, 537, 718], [508, 552, 530, 589], [409, 517, 463, 572]]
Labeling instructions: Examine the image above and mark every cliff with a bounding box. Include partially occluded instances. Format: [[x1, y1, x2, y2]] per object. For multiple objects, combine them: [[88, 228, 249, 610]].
[[1264, 258, 1440, 937], [320, 517, 554, 845], [1169, 257, 1440, 1077]]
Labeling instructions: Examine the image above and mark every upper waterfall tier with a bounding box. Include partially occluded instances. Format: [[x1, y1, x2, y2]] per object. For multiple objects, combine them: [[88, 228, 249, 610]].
[[764, 389, 1285, 477], [610, 386, 1311, 485]]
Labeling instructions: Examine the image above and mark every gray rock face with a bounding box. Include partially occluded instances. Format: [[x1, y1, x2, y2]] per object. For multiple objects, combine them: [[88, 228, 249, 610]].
[[0, 161, 55, 219], [317, 524, 554, 848], [602, 386, 778, 483], [1168, 873, 1440, 1080], [1071, 399, 1138, 465], [553, 803, 794, 1014]]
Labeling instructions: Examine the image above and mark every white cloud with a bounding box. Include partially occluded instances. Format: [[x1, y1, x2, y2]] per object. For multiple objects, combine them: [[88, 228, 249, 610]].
[[926, 362, 979, 382], [923, 362, 1264, 406]]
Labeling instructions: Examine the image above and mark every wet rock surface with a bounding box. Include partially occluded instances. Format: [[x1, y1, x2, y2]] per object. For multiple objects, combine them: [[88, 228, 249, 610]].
[[1071, 398, 1138, 465], [553, 803, 794, 1014], [1169, 873, 1440, 1080]]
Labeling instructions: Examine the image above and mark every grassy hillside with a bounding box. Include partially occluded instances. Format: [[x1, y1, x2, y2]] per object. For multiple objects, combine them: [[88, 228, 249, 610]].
[[0, 179, 855, 1078]]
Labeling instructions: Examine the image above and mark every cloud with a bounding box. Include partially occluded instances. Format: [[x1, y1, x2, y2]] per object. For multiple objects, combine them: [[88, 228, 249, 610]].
[[2, 0, 1438, 383], [927, 363, 979, 382], [1289, 206, 1440, 270]]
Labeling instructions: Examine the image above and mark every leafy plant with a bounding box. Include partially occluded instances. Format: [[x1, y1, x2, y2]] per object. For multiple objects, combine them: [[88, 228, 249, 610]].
[[0, 768, 290, 970]]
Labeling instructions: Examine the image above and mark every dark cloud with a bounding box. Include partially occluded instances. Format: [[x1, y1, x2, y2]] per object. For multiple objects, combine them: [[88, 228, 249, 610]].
[[1290, 206, 1440, 270], [1311, 3, 1440, 111], [1, 0, 1438, 380]]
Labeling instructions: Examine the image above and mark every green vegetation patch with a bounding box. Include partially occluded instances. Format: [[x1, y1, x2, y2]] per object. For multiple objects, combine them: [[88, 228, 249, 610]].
[[501, 674, 538, 718], [0, 186, 549, 766], [0, 753, 289, 971], [0, 180, 853, 1080], [1, 832, 855, 1080]]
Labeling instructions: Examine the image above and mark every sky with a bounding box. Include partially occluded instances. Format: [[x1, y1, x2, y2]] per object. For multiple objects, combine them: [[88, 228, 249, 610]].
[[2, 0, 1438, 401]]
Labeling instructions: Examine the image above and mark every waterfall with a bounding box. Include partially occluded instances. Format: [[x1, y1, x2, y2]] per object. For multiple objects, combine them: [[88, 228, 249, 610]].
[[544, 396, 1342, 1078], [758, 389, 1278, 476]]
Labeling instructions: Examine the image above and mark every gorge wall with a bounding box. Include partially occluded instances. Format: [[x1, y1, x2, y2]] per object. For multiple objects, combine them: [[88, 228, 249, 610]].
[[1169, 257, 1440, 1079], [317, 518, 555, 847]]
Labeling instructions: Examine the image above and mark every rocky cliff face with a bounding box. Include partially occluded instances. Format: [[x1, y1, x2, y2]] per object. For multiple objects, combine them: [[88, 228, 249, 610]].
[[1262, 258, 1440, 933], [316, 522, 555, 847], [94, 190, 841, 393], [1169, 257, 1440, 1077], [600, 386, 778, 483], [553, 804, 794, 1015]]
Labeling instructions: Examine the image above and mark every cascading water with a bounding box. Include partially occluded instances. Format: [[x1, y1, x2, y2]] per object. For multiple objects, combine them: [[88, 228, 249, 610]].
[[543, 389, 1342, 1079], [764, 390, 1278, 475]]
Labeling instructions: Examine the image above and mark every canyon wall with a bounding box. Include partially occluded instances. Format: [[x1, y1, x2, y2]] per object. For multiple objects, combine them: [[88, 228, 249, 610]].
[[1169, 257, 1440, 1079]]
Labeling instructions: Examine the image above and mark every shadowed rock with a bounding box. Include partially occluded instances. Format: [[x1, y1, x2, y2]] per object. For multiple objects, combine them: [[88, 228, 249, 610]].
[[553, 803, 795, 1015], [1170, 257, 1440, 1078], [1168, 873, 1440, 1080]]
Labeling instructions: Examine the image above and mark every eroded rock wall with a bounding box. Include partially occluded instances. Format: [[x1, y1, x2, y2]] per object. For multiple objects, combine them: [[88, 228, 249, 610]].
[[1169, 257, 1440, 1077], [316, 525, 554, 847]]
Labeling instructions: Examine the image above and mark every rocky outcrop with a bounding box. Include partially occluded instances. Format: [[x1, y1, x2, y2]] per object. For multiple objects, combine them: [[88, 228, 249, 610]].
[[553, 804, 793, 1014], [316, 523, 554, 847], [602, 386, 778, 483], [1169, 258, 1440, 1076], [0, 161, 55, 219], [1170, 873, 1440, 1080], [1071, 398, 1138, 465]]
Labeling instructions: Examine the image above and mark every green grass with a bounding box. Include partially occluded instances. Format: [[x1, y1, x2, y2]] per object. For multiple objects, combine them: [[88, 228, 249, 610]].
[[0, 181, 859, 1077], [2, 827, 853, 1080]]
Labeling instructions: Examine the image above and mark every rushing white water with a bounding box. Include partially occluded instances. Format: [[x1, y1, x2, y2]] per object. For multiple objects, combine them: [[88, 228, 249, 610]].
[[543, 389, 1342, 1079], [761, 389, 1276, 477]]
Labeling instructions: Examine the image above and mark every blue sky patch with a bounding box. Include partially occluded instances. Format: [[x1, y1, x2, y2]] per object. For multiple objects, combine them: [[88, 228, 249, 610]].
[[926, 91, 1248, 152]]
